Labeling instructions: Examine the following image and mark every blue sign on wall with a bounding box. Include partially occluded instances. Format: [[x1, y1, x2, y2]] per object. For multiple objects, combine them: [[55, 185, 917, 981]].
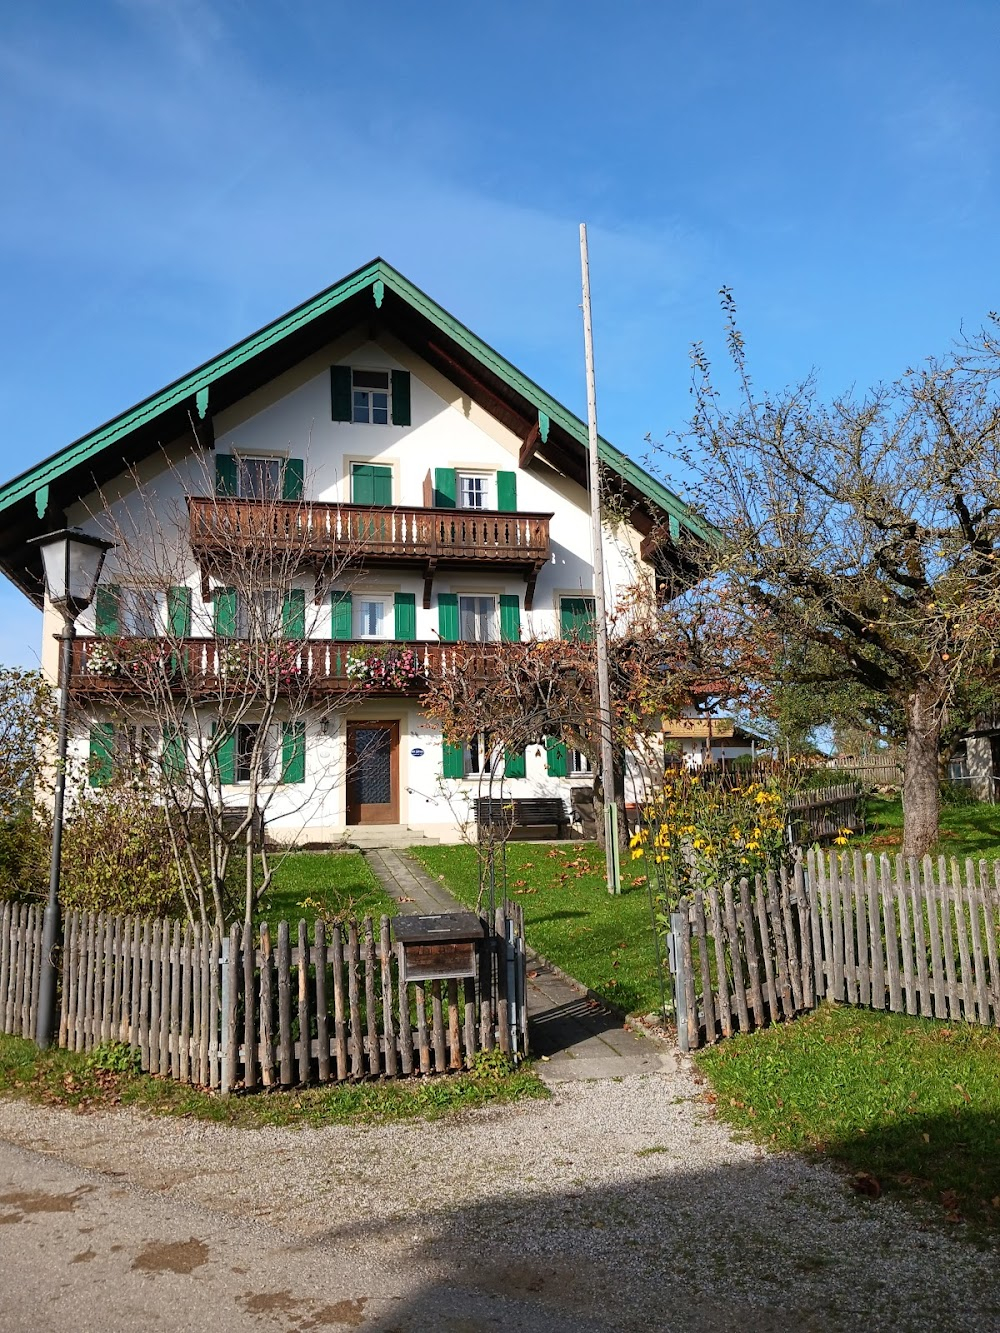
[[410, 748, 424, 757]]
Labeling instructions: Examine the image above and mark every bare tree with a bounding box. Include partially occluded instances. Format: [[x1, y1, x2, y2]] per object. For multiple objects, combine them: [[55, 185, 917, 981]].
[[74, 454, 369, 928], [663, 294, 1000, 857]]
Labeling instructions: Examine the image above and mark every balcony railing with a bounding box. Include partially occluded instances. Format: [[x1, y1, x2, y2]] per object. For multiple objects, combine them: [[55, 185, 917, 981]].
[[69, 637, 500, 697], [189, 497, 551, 567]]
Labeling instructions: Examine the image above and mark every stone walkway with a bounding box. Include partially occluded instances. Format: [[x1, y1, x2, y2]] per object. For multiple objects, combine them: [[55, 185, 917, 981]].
[[366, 847, 673, 1083]]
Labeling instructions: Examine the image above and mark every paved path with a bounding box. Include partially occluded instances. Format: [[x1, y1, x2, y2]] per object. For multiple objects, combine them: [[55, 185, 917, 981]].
[[366, 848, 672, 1082]]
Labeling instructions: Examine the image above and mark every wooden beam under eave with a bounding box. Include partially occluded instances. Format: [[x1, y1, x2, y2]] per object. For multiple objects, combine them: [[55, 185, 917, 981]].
[[519, 420, 540, 469], [422, 558, 437, 610], [524, 560, 545, 611]]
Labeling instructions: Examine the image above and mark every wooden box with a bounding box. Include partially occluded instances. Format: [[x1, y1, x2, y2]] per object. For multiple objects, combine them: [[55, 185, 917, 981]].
[[394, 913, 484, 984]]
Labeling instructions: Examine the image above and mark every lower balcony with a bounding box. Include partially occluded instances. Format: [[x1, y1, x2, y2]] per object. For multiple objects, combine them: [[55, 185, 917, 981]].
[[68, 637, 498, 698]]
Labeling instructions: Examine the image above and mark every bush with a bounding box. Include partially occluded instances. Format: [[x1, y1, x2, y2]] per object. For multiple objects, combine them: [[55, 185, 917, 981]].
[[60, 782, 186, 919], [0, 810, 49, 903]]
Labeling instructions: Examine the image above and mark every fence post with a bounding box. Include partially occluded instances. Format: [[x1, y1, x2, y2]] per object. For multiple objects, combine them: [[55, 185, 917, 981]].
[[669, 911, 690, 1054]]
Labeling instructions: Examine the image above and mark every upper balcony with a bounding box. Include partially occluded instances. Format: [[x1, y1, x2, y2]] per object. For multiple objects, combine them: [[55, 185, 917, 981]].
[[187, 498, 553, 608]]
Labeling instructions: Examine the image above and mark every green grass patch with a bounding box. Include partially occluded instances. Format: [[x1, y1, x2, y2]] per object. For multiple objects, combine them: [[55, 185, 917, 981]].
[[696, 1003, 1000, 1231], [0, 1032, 547, 1127], [409, 842, 665, 1015], [256, 851, 395, 928], [860, 796, 1000, 863]]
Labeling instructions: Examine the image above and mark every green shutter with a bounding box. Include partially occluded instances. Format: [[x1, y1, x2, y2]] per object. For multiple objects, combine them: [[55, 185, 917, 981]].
[[433, 467, 456, 509], [546, 736, 568, 778], [560, 597, 596, 642], [215, 455, 238, 496], [391, 369, 411, 426], [330, 365, 352, 421], [394, 592, 416, 641], [437, 593, 459, 643], [372, 465, 392, 505], [89, 723, 114, 788], [282, 721, 306, 784], [504, 747, 526, 779], [214, 588, 238, 639], [283, 588, 306, 639], [331, 591, 352, 640], [95, 586, 120, 637], [442, 741, 464, 779], [167, 586, 192, 638], [496, 470, 517, 512], [351, 464, 373, 505], [282, 458, 304, 501], [214, 723, 235, 786], [162, 726, 186, 779], [499, 594, 520, 643]]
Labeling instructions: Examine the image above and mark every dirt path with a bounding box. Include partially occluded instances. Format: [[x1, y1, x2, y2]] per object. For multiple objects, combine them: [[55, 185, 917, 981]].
[[1, 1066, 997, 1330]]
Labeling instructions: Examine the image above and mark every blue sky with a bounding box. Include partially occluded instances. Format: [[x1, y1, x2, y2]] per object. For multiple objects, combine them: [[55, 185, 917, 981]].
[[1, 0, 998, 664]]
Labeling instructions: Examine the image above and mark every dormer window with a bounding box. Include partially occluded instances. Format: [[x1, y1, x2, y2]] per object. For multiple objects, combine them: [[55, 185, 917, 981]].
[[352, 370, 390, 425]]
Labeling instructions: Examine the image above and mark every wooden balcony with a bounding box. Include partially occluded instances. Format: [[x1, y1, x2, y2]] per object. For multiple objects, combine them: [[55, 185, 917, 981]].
[[187, 497, 552, 608], [68, 637, 500, 698]]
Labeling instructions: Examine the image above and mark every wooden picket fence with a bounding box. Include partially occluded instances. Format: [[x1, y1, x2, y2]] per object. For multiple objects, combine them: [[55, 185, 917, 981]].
[[786, 782, 862, 844], [670, 850, 1000, 1051], [0, 902, 43, 1041], [0, 903, 527, 1093]]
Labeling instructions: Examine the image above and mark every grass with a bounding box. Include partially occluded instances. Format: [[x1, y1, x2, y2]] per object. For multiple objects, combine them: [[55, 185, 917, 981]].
[[409, 842, 665, 1015], [860, 794, 1000, 863], [0, 1032, 547, 1128], [696, 1003, 1000, 1232], [254, 851, 395, 927]]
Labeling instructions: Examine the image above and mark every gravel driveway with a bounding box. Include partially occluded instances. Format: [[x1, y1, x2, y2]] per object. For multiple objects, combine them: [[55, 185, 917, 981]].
[[0, 1056, 997, 1331]]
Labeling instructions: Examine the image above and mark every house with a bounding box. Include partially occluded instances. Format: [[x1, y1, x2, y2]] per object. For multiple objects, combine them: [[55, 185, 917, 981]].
[[0, 259, 709, 844], [661, 716, 771, 771]]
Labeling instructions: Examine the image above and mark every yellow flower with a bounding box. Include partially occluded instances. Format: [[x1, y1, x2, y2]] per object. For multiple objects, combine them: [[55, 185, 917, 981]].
[[631, 848, 644, 860], [833, 835, 849, 846]]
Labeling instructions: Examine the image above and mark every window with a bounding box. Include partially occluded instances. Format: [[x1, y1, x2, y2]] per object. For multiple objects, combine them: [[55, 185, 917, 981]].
[[119, 725, 161, 770], [570, 749, 592, 775], [121, 588, 163, 637], [462, 732, 498, 777], [352, 370, 390, 425], [459, 595, 497, 643], [237, 456, 283, 500], [458, 473, 491, 510], [236, 723, 279, 784], [237, 589, 283, 640], [355, 597, 387, 639]]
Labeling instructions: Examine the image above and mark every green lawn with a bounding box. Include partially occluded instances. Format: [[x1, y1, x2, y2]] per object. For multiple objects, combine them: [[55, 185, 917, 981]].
[[0, 1032, 546, 1127], [697, 1003, 1000, 1232], [255, 851, 395, 927], [409, 842, 665, 1015], [860, 795, 1000, 863]]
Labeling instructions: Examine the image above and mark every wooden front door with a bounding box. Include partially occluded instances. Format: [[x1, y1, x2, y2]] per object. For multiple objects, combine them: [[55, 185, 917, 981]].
[[346, 721, 399, 824]]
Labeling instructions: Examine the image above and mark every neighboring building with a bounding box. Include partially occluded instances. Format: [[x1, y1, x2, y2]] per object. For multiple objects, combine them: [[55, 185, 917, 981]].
[[0, 259, 709, 843], [662, 716, 770, 771]]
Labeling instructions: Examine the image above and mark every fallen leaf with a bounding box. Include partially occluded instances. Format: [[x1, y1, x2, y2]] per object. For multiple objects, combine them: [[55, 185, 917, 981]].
[[851, 1172, 882, 1199]]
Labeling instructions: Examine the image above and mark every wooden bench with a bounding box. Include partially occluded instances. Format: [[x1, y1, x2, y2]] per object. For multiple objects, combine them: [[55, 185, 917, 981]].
[[474, 797, 570, 841]]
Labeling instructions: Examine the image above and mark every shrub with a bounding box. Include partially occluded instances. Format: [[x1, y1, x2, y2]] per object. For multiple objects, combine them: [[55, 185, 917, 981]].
[[0, 809, 49, 903], [60, 781, 186, 918]]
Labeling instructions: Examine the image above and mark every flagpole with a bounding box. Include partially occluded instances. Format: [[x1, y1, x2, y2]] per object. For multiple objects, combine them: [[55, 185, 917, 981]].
[[580, 223, 621, 894]]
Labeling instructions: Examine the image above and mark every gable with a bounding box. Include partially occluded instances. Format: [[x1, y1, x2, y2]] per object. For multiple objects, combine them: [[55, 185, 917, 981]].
[[0, 258, 714, 604]]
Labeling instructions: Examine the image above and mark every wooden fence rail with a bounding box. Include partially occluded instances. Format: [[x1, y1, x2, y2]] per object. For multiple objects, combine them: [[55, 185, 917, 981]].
[[786, 782, 862, 844], [671, 850, 1000, 1051], [0, 906, 526, 1094]]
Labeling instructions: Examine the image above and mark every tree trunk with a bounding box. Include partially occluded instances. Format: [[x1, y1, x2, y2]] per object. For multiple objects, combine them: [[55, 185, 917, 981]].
[[901, 679, 944, 860]]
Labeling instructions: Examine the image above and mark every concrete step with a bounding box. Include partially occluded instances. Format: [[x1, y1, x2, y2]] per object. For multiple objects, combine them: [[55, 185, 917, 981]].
[[344, 826, 440, 850]]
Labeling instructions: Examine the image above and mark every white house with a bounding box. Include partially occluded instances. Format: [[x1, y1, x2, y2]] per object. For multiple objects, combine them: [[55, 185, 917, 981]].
[[0, 259, 711, 844]]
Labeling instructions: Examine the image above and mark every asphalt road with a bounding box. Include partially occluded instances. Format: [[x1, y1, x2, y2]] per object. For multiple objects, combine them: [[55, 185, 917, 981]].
[[0, 1138, 616, 1333]]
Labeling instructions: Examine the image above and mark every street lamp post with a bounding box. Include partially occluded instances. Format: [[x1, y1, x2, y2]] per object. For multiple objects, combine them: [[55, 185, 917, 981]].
[[29, 528, 113, 1049]]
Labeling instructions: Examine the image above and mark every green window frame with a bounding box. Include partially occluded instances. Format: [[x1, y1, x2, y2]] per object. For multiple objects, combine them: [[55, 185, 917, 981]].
[[560, 596, 596, 642], [351, 463, 393, 506]]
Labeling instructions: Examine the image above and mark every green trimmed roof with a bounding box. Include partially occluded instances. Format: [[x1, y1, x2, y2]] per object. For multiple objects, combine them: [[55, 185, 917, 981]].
[[0, 258, 714, 603]]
